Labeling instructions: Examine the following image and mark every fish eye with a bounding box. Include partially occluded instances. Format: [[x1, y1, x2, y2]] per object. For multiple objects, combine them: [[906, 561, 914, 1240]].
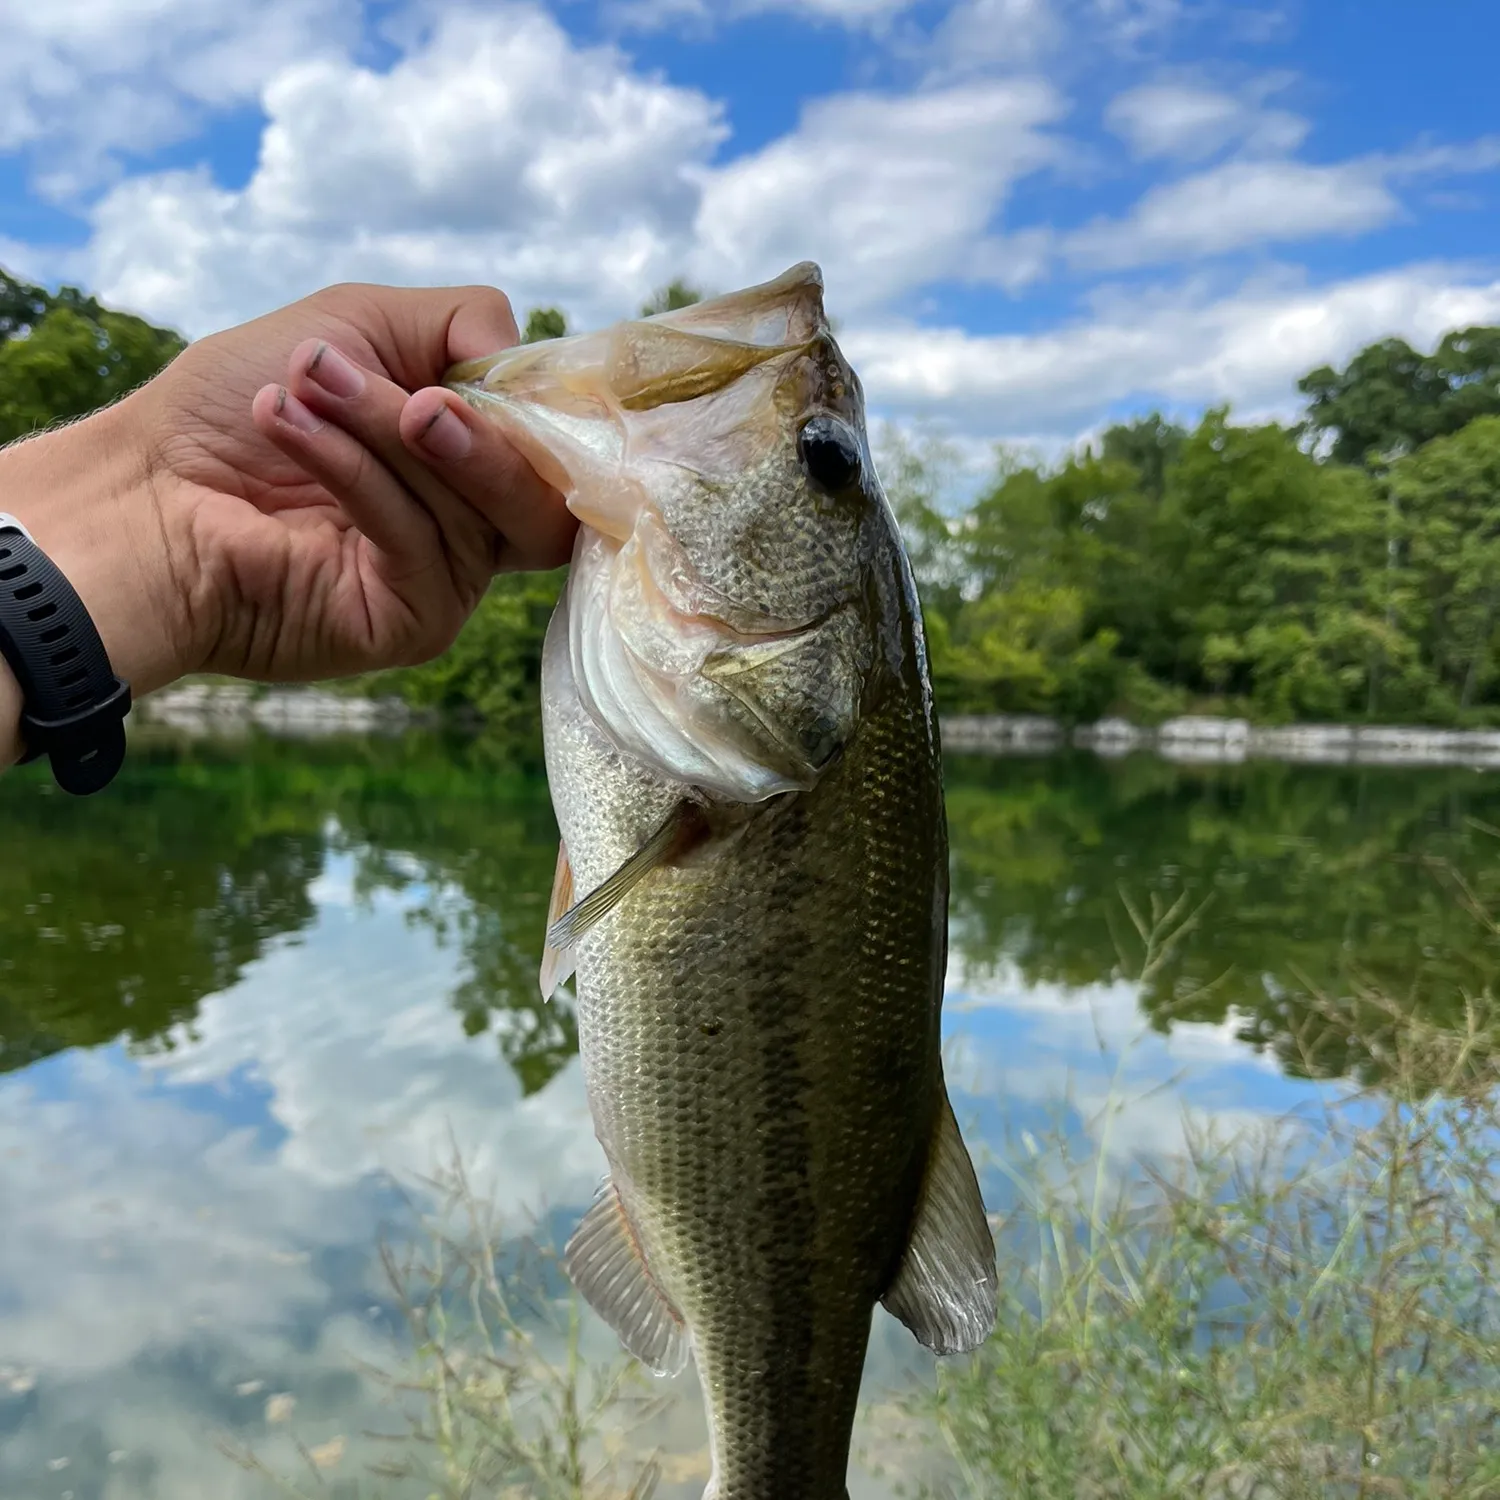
[[798, 415, 863, 493]]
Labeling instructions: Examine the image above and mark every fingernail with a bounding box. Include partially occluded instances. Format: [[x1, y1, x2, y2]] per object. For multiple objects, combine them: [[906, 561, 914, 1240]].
[[306, 341, 365, 399], [275, 387, 324, 434], [417, 406, 472, 462]]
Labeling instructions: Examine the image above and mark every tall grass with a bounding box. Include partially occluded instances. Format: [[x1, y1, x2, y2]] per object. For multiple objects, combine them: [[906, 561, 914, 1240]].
[[900, 903, 1500, 1499], [222, 1152, 665, 1500]]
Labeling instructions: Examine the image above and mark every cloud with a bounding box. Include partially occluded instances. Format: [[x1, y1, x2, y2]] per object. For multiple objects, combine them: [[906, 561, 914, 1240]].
[[927, 0, 1063, 73], [844, 263, 1500, 439], [1105, 79, 1308, 161], [66, 19, 1064, 339], [609, 0, 921, 28], [1065, 159, 1400, 270], [0, 0, 362, 194], [690, 78, 1066, 312], [72, 3, 727, 337]]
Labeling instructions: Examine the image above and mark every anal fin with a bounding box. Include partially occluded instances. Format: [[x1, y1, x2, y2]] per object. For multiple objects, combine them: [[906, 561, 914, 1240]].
[[881, 1087, 998, 1356], [564, 1178, 690, 1377], [539, 842, 576, 1001]]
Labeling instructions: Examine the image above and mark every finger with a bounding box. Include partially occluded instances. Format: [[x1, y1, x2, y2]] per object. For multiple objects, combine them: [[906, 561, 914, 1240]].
[[446, 290, 521, 364], [251, 382, 441, 577], [326, 284, 520, 390], [285, 338, 498, 571], [400, 387, 577, 572]]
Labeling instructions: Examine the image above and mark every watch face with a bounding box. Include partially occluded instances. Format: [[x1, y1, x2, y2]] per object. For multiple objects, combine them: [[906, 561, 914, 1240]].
[[0, 514, 34, 541]]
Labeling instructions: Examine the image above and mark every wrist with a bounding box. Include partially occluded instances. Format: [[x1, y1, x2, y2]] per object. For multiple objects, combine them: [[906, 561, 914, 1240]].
[[0, 394, 194, 762], [0, 652, 19, 769]]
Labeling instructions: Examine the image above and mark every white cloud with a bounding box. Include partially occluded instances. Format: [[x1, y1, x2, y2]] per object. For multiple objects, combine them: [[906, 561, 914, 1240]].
[[1065, 158, 1399, 270], [72, 3, 727, 337], [690, 79, 1065, 313], [67, 26, 1064, 338], [927, 0, 1062, 73], [610, 0, 921, 27], [1105, 79, 1308, 161], [0, 0, 362, 193], [845, 263, 1500, 439]]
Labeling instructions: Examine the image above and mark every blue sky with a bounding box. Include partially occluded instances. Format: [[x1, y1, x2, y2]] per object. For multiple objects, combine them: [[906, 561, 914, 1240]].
[[2, 0, 1497, 458]]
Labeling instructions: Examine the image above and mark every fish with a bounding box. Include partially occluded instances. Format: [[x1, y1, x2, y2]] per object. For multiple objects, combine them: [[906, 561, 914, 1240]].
[[446, 262, 997, 1500]]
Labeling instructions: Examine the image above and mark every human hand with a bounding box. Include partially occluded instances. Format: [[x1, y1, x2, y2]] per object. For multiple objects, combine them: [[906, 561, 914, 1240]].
[[0, 282, 574, 721]]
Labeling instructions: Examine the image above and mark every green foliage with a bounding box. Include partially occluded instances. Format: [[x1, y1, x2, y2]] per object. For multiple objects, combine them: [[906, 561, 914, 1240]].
[[0, 266, 185, 443], [893, 380, 1500, 726], [369, 569, 568, 747], [522, 306, 569, 344], [903, 1017, 1500, 1498], [639, 278, 703, 316], [1300, 327, 1500, 466]]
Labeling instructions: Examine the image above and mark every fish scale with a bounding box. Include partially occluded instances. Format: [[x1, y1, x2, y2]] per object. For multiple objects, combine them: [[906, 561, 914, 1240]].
[[448, 261, 997, 1500]]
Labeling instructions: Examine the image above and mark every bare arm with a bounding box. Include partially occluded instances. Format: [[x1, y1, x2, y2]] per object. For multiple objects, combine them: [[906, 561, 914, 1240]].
[[0, 281, 575, 781]]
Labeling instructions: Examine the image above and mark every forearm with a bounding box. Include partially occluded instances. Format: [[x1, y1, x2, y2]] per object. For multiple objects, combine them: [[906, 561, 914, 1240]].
[[0, 399, 189, 774]]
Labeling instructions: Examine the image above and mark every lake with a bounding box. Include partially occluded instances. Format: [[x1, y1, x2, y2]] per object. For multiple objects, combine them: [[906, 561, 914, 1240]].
[[4, 728, 1499, 1498]]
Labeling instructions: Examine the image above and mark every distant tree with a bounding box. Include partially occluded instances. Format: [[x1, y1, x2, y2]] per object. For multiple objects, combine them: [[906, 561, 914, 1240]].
[[521, 306, 568, 344], [1389, 415, 1500, 713], [0, 269, 52, 341], [640, 279, 703, 317], [0, 266, 185, 443], [1098, 413, 1186, 500], [1299, 328, 1500, 467]]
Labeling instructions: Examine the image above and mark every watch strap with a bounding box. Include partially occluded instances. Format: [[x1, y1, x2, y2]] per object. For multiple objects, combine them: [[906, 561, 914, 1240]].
[[0, 514, 131, 795]]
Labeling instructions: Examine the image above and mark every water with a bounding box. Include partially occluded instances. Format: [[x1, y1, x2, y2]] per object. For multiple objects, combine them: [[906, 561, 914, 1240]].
[[4, 729, 1499, 1498]]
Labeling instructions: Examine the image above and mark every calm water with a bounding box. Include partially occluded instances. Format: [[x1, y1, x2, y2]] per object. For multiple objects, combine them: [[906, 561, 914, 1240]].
[[4, 730, 1500, 1498]]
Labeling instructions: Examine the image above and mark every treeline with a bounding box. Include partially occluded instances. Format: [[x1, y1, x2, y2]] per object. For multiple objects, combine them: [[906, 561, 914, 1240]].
[[6, 264, 1500, 727], [891, 327, 1500, 725]]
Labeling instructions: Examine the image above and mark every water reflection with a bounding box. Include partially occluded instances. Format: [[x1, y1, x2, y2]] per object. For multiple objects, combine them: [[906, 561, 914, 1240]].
[[5, 731, 1500, 1496], [8, 733, 1500, 1092], [946, 752, 1500, 1086]]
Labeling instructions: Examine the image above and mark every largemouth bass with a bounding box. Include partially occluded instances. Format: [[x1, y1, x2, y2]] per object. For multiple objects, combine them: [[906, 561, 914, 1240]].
[[447, 263, 996, 1500]]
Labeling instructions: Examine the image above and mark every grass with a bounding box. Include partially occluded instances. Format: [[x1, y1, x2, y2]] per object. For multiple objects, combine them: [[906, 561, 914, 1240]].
[[895, 888, 1500, 1500], [222, 1151, 667, 1500]]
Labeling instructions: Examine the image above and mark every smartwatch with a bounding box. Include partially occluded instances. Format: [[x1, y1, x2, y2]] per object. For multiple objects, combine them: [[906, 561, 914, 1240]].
[[0, 513, 132, 795]]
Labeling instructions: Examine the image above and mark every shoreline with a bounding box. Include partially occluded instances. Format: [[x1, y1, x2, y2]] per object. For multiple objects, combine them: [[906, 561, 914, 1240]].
[[942, 713, 1500, 769], [134, 684, 1500, 769]]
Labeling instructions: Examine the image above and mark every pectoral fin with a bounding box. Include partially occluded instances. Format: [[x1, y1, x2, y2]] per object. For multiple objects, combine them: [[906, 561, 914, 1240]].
[[564, 1179, 690, 1377], [545, 802, 704, 951], [538, 843, 576, 1002], [882, 1088, 998, 1356]]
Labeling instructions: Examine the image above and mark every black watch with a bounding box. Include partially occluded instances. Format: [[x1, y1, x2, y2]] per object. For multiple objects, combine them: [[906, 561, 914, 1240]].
[[0, 513, 132, 795]]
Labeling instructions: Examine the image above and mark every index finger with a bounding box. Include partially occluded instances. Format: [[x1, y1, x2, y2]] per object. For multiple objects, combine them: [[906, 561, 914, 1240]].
[[400, 386, 576, 572]]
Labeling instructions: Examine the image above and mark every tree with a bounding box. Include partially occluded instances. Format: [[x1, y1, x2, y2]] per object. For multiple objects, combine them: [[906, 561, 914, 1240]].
[[640, 279, 703, 316], [521, 306, 568, 344], [1099, 412, 1186, 500], [1299, 327, 1500, 467], [0, 266, 186, 443], [1389, 415, 1500, 714]]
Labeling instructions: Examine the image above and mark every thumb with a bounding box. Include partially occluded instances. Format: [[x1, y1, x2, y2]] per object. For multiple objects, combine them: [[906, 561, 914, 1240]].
[[447, 288, 523, 365]]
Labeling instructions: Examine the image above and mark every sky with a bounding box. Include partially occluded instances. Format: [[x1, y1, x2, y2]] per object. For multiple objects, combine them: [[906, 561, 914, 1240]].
[[1, 0, 1498, 466]]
